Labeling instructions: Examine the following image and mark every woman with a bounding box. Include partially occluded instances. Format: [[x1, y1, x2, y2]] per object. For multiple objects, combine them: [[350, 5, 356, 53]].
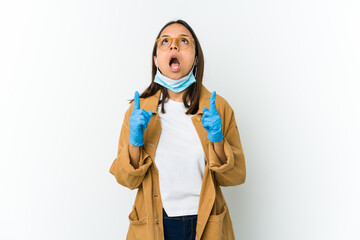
[[109, 19, 246, 240]]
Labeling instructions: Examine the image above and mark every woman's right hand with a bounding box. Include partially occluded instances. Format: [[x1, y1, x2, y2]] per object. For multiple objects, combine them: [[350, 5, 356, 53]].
[[129, 91, 153, 147]]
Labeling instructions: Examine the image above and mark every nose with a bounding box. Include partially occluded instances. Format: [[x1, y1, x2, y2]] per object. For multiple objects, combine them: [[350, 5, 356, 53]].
[[169, 39, 179, 50]]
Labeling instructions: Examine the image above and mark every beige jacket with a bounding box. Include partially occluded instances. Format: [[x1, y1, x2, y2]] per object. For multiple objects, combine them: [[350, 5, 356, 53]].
[[109, 84, 246, 239]]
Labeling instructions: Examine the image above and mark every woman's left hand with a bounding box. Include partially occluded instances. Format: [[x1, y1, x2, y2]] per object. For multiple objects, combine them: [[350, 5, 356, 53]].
[[201, 91, 224, 143]]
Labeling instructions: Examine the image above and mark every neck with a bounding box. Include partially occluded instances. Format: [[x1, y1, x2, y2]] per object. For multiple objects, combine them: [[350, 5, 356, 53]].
[[167, 88, 190, 103]]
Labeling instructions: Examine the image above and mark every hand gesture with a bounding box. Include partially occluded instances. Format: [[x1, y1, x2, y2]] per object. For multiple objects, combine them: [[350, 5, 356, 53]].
[[129, 91, 153, 146], [201, 91, 223, 143]]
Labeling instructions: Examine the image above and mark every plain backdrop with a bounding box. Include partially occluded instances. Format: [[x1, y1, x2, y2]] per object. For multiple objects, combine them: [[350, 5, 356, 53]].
[[1, 0, 359, 239]]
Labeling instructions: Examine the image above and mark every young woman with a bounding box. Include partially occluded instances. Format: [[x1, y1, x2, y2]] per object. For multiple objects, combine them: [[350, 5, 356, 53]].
[[109, 19, 246, 240]]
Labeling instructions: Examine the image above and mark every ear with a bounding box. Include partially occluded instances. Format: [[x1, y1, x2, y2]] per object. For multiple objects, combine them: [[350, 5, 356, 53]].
[[154, 56, 157, 67]]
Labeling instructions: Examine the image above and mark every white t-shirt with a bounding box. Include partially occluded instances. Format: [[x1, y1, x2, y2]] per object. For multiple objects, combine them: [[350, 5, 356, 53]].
[[154, 94, 206, 217]]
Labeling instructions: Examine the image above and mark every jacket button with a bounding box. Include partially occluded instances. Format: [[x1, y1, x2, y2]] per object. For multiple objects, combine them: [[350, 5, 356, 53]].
[[156, 221, 159, 224], [154, 194, 158, 197]]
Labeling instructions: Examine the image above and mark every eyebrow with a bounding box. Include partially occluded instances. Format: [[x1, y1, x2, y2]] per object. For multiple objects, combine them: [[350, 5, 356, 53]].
[[160, 34, 189, 38]]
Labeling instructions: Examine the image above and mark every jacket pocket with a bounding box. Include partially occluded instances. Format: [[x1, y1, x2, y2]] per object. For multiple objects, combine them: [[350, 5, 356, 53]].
[[128, 205, 149, 240], [201, 203, 228, 240]]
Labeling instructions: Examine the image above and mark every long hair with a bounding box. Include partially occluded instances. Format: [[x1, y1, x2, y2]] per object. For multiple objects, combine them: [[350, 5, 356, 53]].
[[127, 19, 204, 115]]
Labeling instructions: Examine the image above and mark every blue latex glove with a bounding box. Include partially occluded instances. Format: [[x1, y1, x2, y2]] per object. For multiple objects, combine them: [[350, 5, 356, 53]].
[[129, 91, 153, 146], [201, 91, 224, 143]]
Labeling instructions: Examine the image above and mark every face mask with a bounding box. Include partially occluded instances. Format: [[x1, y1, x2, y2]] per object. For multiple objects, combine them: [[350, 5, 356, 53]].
[[154, 57, 197, 93]]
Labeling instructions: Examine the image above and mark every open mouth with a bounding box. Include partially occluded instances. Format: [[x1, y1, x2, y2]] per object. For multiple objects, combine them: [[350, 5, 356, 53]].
[[169, 56, 181, 72]]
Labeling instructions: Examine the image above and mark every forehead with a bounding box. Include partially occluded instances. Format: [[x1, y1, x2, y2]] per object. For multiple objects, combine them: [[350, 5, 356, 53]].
[[160, 24, 193, 38]]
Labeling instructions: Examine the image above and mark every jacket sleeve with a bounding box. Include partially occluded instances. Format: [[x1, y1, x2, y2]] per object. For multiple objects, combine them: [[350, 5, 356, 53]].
[[109, 103, 153, 190], [207, 104, 246, 187]]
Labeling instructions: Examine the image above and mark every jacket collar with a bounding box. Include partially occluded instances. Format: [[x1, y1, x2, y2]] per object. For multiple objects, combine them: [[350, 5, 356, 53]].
[[141, 84, 212, 115]]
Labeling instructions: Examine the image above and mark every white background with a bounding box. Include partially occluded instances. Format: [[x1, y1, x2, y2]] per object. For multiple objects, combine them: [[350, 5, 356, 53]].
[[1, 0, 359, 239]]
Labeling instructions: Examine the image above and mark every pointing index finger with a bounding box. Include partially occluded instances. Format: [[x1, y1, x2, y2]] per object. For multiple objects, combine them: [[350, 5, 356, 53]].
[[210, 91, 217, 112], [134, 91, 140, 110]]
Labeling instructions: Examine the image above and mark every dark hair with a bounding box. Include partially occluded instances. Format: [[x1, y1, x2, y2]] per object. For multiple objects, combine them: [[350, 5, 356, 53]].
[[127, 19, 204, 115]]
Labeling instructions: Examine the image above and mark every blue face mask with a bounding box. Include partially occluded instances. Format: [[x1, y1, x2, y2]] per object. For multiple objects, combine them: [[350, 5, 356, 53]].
[[154, 57, 197, 93]]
